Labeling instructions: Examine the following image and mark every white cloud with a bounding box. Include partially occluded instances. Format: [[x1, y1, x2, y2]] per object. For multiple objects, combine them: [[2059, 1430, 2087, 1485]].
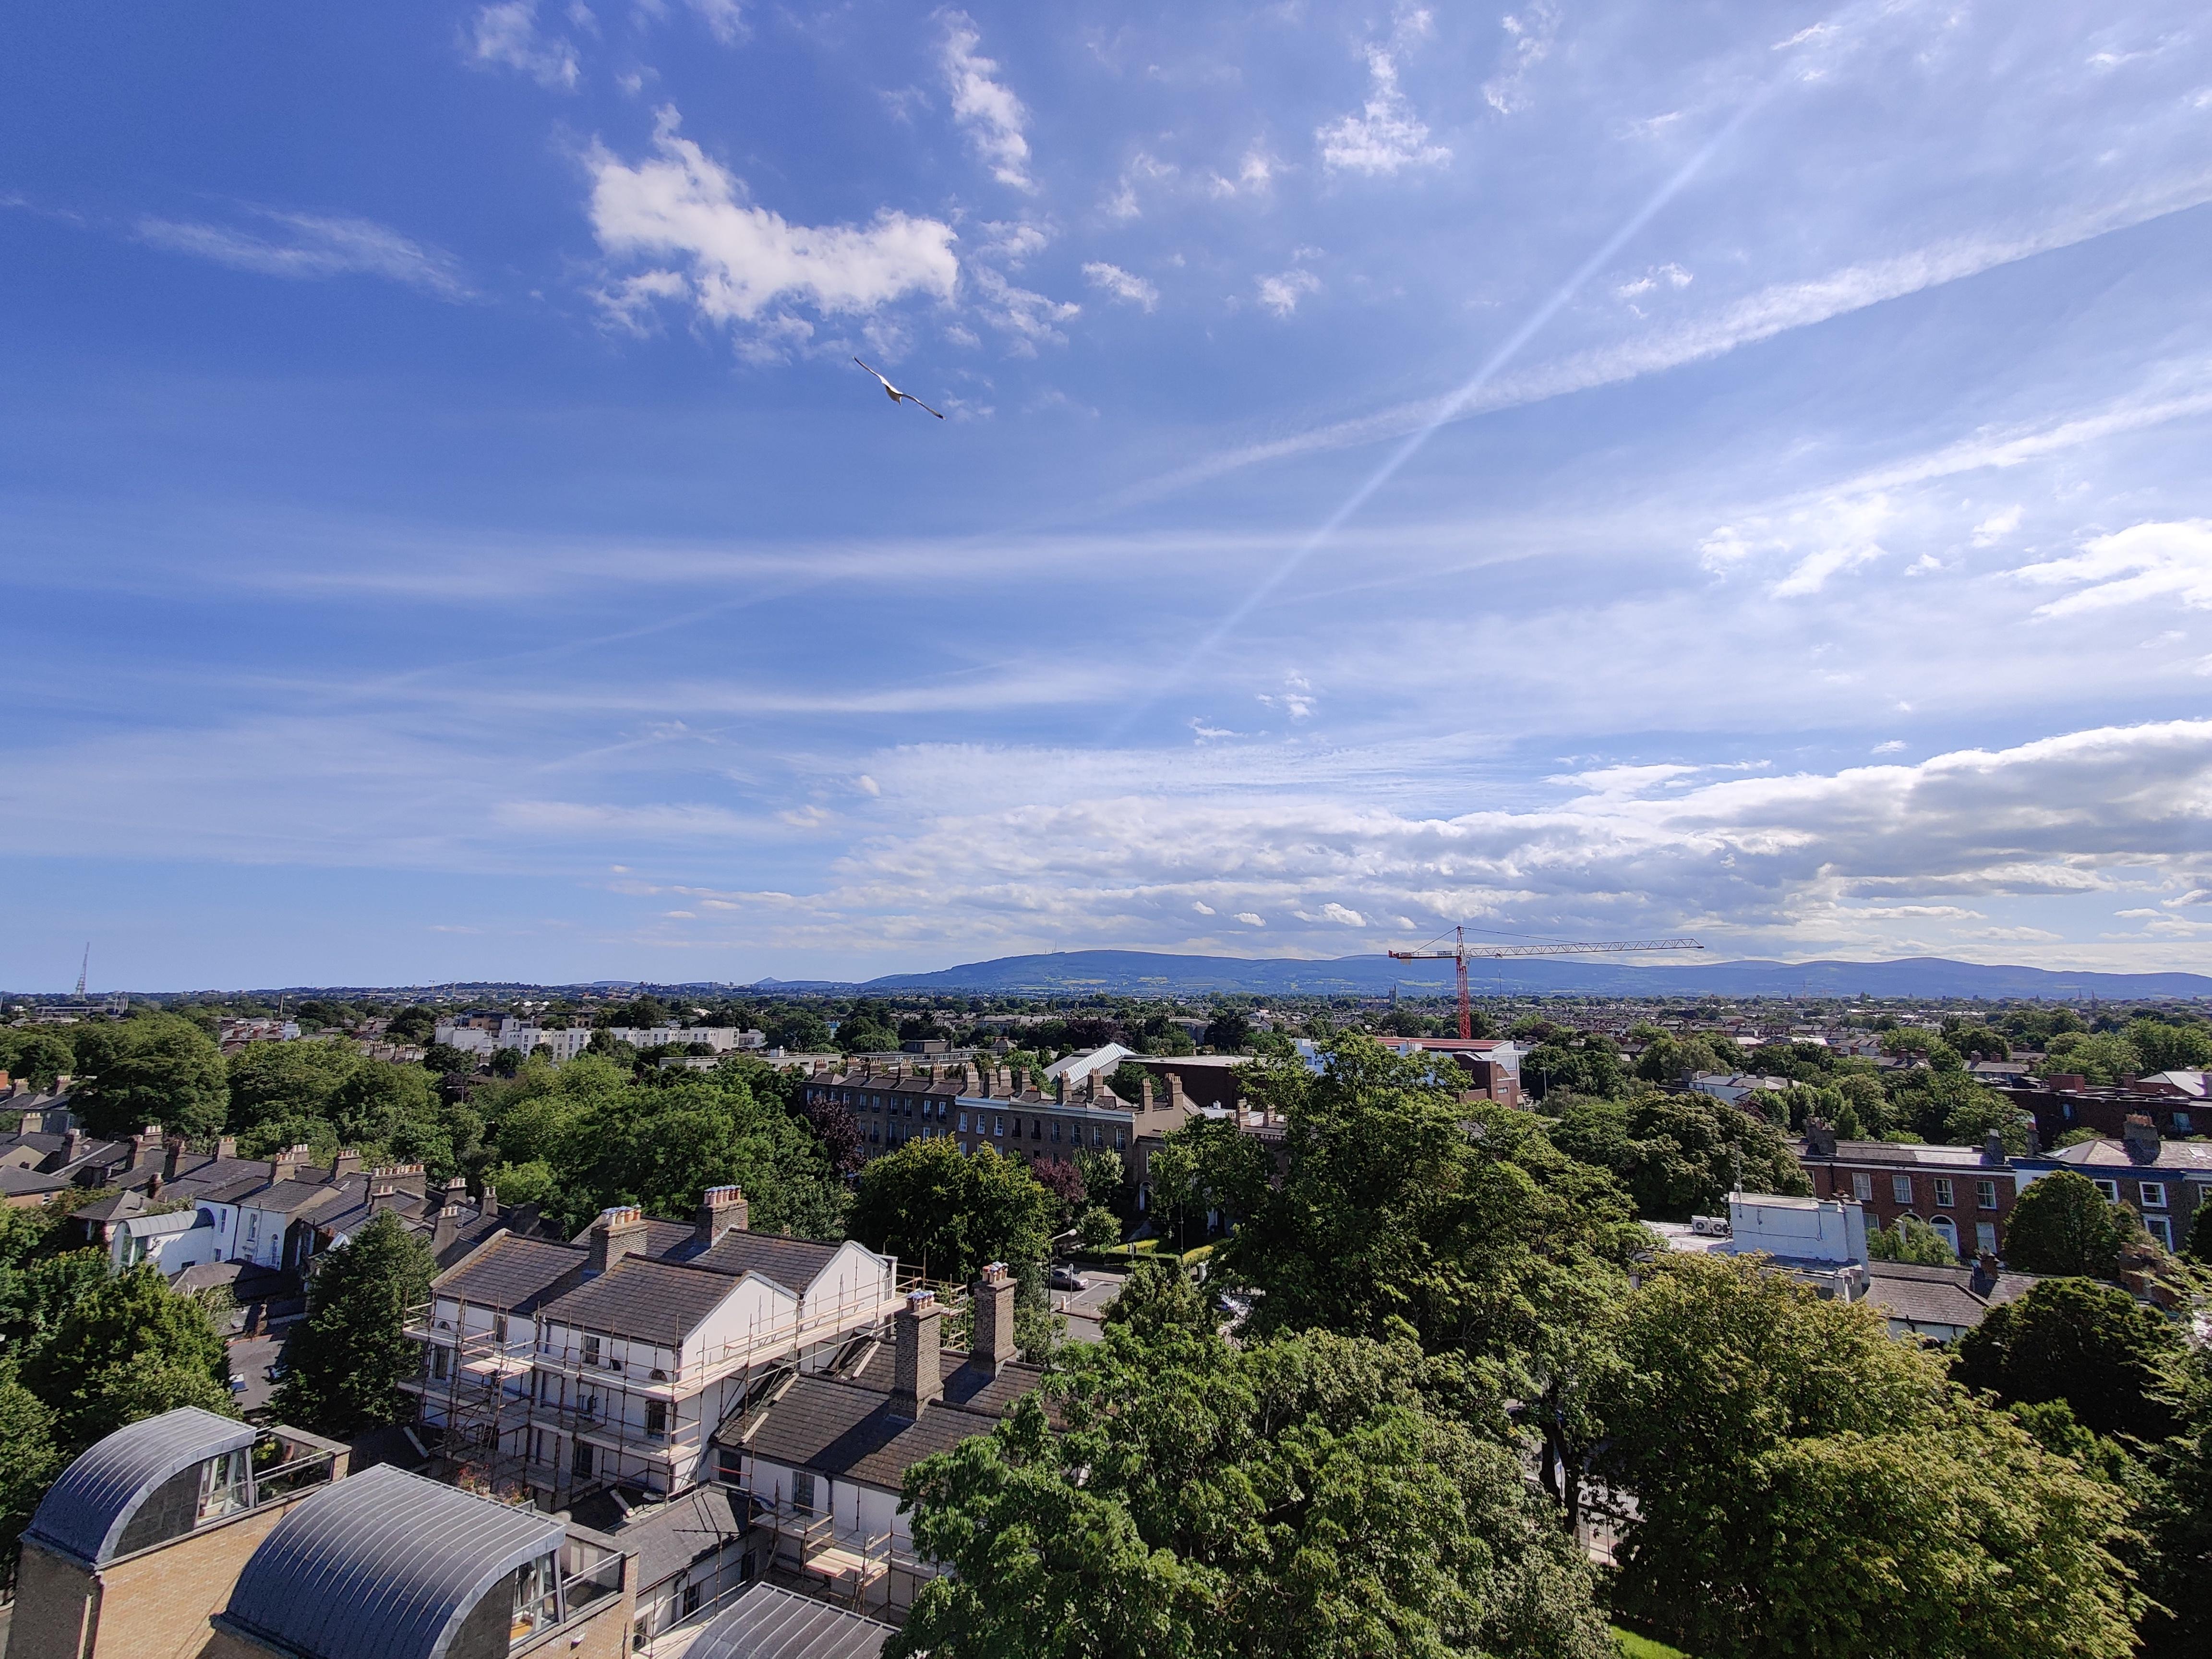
[[683, 0, 744, 45], [1483, 2, 1562, 114], [1082, 262, 1158, 311], [464, 0, 580, 89], [968, 266, 1079, 353], [977, 221, 1051, 264], [1234, 913, 1267, 927], [1873, 740, 1907, 753], [2014, 520, 2212, 618], [136, 211, 469, 299], [586, 109, 958, 334], [1971, 505, 2023, 547], [1319, 902, 1367, 926], [1316, 46, 1450, 177], [938, 12, 1034, 192], [1256, 269, 1321, 317], [856, 774, 880, 796]]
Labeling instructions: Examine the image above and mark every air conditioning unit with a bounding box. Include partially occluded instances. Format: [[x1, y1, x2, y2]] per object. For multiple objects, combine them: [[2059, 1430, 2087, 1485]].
[[1690, 1214, 1731, 1237]]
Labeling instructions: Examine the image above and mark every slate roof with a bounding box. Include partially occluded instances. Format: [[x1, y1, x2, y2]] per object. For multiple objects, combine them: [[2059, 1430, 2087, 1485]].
[[681, 1230, 843, 1287], [538, 1255, 744, 1346], [734, 1353, 1046, 1493], [1863, 1260, 2040, 1334], [609, 1483, 741, 1591], [0, 1166, 69, 1199], [1803, 1139, 2002, 1167], [2034, 1140, 2212, 1173], [568, 1215, 698, 1257], [433, 1232, 588, 1312], [24, 1406, 253, 1566], [221, 1463, 567, 1659], [685, 1583, 892, 1659]]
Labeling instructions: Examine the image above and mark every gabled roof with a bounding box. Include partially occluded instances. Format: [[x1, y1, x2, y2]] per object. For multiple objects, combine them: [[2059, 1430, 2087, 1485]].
[[538, 1255, 752, 1346], [735, 1351, 1046, 1493], [0, 1167, 70, 1198], [607, 1483, 741, 1591], [432, 1231, 587, 1312], [686, 1583, 892, 1659], [680, 1229, 844, 1288], [565, 1214, 697, 1257], [2034, 1139, 2212, 1173], [25, 1406, 252, 1566], [221, 1463, 567, 1659]]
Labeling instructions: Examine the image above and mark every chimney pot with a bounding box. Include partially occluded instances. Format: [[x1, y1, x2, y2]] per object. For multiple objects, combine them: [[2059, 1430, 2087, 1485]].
[[695, 1184, 749, 1246], [480, 1181, 499, 1219], [892, 1289, 943, 1418], [2124, 1114, 2160, 1163], [216, 1136, 237, 1160], [330, 1149, 362, 1181], [589, 1204, 649, 1273]]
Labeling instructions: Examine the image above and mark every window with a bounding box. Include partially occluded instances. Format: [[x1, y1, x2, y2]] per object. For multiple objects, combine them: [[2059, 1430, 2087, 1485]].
[[1933, 1178, 1954, 1209], [433, 1345, 451, 1382], [995, 1116, 1005, 1138], [572, 1439, 594, 1477], [583, 1334, 601, 1366], [1851, 1172, 1874, 1202], [1976, 1179, 1997, 1210], [1093, 1126, 1104, 1146], [2147, 1215, 2175, 1250], [1116, 1130, 1127, 1150], [1032, 1119, 1043, 1140], [2176, 1111, 2193, 1132], [1975, 1222, 1997, 1254], [512, 1551, 560, 1638], [1050, 1120, 1062, 1143], [1891, 1175, 1913, 1205], [682, 1580, 703, 1618], [2093, 1179, 2120, 1203], [198, 1448, 251, 1521], [793, 1471, 816, 1515], [646, 1400, 668, 1441], [958, 1113, 967, 1132], [2139, 1182, 2169, 1210]]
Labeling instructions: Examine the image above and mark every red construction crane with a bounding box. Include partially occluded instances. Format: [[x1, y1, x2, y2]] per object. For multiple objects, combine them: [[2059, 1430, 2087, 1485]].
[[1388, 927, 1705, 1040]]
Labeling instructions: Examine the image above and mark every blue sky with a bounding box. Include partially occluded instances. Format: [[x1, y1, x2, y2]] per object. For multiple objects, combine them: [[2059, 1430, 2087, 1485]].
[[4, 0, 2212, 989]]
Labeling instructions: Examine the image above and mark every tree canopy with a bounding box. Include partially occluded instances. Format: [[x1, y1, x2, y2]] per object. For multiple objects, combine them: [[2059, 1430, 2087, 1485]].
[[2004, 1170, 2140, 1279], [71, 1013, 229, 1140], [848, 1138, 1053, 1282], [1953, 1276, 2186, 1444], [275, 1212, 437, 1438], [1547, 1091, 1808, 1222]]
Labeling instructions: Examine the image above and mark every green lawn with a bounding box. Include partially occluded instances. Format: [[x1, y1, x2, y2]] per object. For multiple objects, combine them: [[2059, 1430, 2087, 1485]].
[[1613, 1628, 1692, 1659]]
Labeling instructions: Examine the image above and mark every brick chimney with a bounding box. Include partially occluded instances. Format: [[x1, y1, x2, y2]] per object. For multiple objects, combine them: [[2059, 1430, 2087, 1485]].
[[1055, 1073, 1070, 1105], [1140, 1074, 1156, 1112], [330, 1149, 362, 1181], [695, 1185, 748, 1246], [1165, 1074, 1189, 1115], [163, 1134, 189, 1179], [216, 1136, 237, 1161], [270, 1144, 307, 1184], [480, 1180, 499, 1219], [892, 1289, 943, 1419], [61, 1128, 85, 1166], [2124, 1114, 2160, 1164], [433, 1205, 462, 1256], [589, 1205, 649, 1273], [131, 1128, 165, 1172], [1981, 1130, 2006, 1165], [1803, 1120, 1837, 1158], [1971, 1251, 2000, 1298], [973, 1262, 1016, 1373]]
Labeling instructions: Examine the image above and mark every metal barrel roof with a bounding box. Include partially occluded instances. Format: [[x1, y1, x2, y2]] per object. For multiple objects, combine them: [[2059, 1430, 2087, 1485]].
[[24, 1406, 253, 1567], [685, 1583, 894, 1659]]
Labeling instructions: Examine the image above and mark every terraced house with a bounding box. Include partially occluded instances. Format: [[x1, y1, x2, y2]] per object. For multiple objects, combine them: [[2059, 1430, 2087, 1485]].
[[408, 1190, 902, 1509]]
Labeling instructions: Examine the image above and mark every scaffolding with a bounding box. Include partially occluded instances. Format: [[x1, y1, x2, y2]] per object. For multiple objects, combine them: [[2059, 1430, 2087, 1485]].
[[404, 1303, 538, 1501]]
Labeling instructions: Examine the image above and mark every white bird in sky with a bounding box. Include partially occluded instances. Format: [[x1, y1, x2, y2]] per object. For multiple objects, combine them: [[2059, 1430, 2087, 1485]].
[[852, 357, 945, 420]]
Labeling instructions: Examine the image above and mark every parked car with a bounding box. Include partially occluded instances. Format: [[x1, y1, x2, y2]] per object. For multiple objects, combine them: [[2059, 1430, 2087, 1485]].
[[1049, 1265, 1088, 1292]]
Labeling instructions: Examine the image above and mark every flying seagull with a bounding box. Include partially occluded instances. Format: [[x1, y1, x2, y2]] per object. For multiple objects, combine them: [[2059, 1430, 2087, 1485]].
[[853, 357, 945, 419]]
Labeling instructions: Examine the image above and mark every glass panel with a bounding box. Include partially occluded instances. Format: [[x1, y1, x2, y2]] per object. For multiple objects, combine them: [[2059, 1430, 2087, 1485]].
[[197, 1448, 251, 1521], [511, 1551, 560, 1640]]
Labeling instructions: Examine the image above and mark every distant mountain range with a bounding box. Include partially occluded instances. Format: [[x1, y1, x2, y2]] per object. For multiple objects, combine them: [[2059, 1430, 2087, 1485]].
[[850, 949, 2212, 1000]]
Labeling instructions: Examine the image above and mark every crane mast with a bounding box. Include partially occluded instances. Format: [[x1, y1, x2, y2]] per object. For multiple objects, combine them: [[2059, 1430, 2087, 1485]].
[[1387, 927, 1704, 1039]]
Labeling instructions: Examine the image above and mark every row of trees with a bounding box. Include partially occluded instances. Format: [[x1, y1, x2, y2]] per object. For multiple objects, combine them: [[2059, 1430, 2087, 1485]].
[[887, 1036, 2212, 1657]]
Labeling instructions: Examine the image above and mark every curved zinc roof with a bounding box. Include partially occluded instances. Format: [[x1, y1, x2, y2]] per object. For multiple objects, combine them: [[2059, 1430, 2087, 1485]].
[[24, 1406, 252, 1566], [224, 1463, 565, 1659], [686, 1583, 893, 1659]]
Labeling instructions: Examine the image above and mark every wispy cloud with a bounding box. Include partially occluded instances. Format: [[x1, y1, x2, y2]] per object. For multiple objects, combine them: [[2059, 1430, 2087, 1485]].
[[2015, 520, 2212, 617], [464, 0, 581, 89], [938, 11, 1034, 192], [136, 210, 470, 299], [1316, 35, 1451, 177], [1255, 269, 1321, 317], [1082, 261, 1158, 311]]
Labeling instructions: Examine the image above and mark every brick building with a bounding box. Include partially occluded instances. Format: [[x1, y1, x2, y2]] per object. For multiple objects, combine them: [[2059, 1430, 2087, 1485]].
[[1797, 1124, 2020, 1259], [2015, 1117, 2212, 1254]]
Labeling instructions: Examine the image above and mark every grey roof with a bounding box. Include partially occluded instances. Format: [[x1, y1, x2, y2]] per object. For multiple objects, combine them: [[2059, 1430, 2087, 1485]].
[[685, 1583, 892, 1659], [222, 1463, 565, 1659], [736, 1357, 1045, 1492], [433, 1232, 587, 1312], [1803, 1140, 1999, 1167], [611, 1483, 741, 1590], [538, 1256, 741, 1346], [25, 1406, 253, 1566], [2032, 1140, 2212, 1173], [568, 1215, 698, 1257], [0, 1166, 69, 1197], [681, 1230, 842, 1287]]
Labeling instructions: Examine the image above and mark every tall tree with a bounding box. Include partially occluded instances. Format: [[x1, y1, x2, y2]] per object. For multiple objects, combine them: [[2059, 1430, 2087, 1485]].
[[2004, 1170, 2139, 1278], [20, 1264, 232, 1453], [0, 1363, 59, 1559], [1598, 1253, 2140, 1659], [849, 1139, 1051, 1282], [1549, 1090, 1809, 1221], [1953, 1276, 2186, 1443], [894, 1318, 1613, 1659], [72, 1014, 229, 1139], [274, 1212, 437, 1438]]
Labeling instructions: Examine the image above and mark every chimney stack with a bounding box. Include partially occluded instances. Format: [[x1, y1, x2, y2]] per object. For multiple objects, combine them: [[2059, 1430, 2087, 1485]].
[[1982, 1130, 2006, 1165], [1055, 1073, 1070, 1105], [1166, 1074, 1189, 1116], [2124, 1114, 2160, 1164], [163, 1134, 189, 1180], [433, 1205, 462, 1256], [216, 1136, 237, 1161], [1803, 1120, 1837, 1158], [1140, 1075, 1155, 1112], [271, 1144, 307, 1184], [589, 1205, 649, 1273], [892, 1289, 943, 1419], [480, 1181, 499, 1219], [695, 1185, 749, 1247], [62, 1128, 85, 1166], [973, 1262, 1016, 1373], [131, 1128, 165, 1172], [331, 1149, 362, 1181]]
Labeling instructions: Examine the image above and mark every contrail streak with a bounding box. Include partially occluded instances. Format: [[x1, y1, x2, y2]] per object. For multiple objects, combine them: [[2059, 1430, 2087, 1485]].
[[1116, 87, 1774, 738]]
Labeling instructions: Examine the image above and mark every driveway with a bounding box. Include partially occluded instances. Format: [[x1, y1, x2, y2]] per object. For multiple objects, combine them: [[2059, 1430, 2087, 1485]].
[[1053, 1266, 1128, 1342], [227, 1332, 288, 1416]]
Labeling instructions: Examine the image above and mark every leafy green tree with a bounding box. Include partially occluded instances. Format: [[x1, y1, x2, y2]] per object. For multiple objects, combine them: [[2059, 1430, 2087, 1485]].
[[1074, 1205, 1122, 1249], [836, 1012, 899, 1054], [330, 1058, 439, 1149], [0, 1362, 60, 1558], [1201, 1008, 1250, 1053], [1885, 1068, 2008, 1144], [1598, 1254, 2141, 1659], [0, 1030, 76, 1090], [385, 1006, 437, 1045], [893, 1319, 1613, 1659], [274, 1213, 437, 1437], [1866, 1214, 1959, 1264], [850, 1140, 1052, 1282], [421, 1041, 478, 1075], [765, 1007, 833, 1053], [2040, 1032, 2145, 1087], [20, 1264, 232, 1453], [1522, 1035, 1625, 1100], [72, 1014, 229, 1139], [2004, 1170, 2139, 1278], [1953, 1276, 2186, 1443], [227, 1039, 360, 1129], [2129, 1017, 2212, 1074], [1549, 1091, 1809, 1222], [2140, 1346, 2212, 1657]]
